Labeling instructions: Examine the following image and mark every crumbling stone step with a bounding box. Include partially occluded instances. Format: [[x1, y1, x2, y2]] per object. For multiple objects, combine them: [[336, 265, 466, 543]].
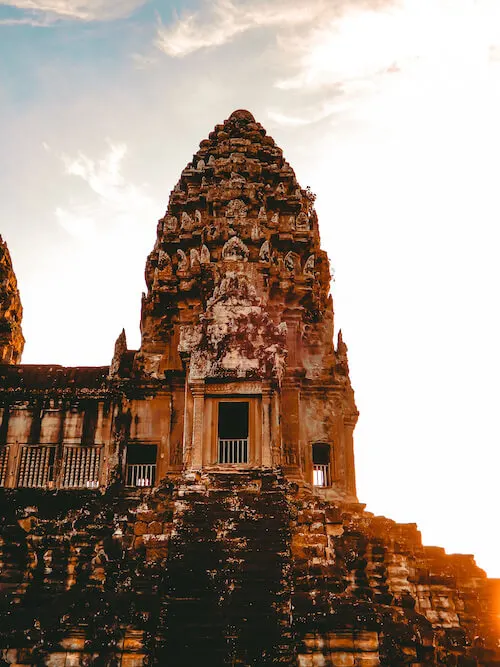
[[155, 471, 295, 665]]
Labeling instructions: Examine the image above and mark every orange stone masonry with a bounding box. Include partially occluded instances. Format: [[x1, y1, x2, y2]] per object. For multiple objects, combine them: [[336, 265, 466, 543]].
[[0, 110, 498, 665]]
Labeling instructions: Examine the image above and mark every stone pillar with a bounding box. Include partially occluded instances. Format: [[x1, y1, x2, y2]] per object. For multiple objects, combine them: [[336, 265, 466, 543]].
[[190, 381, 205, 469], [94, 401, 107, 444], [0, 406, 15, 488], [261, 384, 272, 467], [344, 415, 357, 500], [182, 366, 193, 467], [286, 320, 299, 368], [155, 391, 172, 481], [270, 390, 282, 467], [95, 401, 112, 486], [53, 405, 65, 487], [5, 440, 19, 488], [281, 381, 301, 476]]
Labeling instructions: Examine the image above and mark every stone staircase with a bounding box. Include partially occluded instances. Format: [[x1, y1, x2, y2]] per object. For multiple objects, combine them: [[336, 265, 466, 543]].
[[154, 468, 295, 666]]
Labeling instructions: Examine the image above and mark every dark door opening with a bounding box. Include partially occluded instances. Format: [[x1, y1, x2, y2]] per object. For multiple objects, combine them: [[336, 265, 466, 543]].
[[312, 442, 331, 487], [218, 401, 249, 463], [126, 444, 157, 487]]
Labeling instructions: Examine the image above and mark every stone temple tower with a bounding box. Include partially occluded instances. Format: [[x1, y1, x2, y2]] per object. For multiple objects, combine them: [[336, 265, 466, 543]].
[[1, 110, 499, 666], [135, 109, 358, 500]]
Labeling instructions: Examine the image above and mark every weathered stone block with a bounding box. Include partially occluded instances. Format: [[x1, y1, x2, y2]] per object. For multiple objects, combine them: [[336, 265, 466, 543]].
[[298, 655, 314, 667], [328, 634, 354, 650], [17, 517, 33, 532], [326, 524, 344, 537], [123, 636, 144, 650], [352, 655, 379, 666], [293, 533, 328, 547], [121, 656, 146, 667], [147, 520, 162, 534], [46, 654, 69, 667], [298, 511, 314, 525], [145, 547, 168, 560], [134, 521, 148, 536], [352, 632, 379, 651], [310, 521, 326, 534], [330, 652, 355, 666], [143, 533, 169, 546], [60, 638, 85, 651]]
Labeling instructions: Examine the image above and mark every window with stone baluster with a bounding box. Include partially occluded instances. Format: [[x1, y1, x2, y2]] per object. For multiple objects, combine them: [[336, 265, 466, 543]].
[[312, 443, 332, 487], [125, 444, 157, 487], [217, 401, 249, 464]]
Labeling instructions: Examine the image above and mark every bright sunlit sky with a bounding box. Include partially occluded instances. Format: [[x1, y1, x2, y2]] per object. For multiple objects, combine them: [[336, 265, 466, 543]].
[[1, 0, 499, 576]]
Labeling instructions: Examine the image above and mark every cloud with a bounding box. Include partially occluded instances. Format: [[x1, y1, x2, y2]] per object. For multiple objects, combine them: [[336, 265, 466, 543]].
[[155, 0, 500, 111], [267, 102, 342, 128], [62, 142, 129, 203], [55, 206, 97, 240], [155, 0, 333, 58], [156, 0, 401, 59], [1, 0, 148, 21], [265, 112, 311, 128], [276, 0, 500, 93], [0, 15, 53, 25], [130, 52, 158, 69], [56, 141, 159, 241]]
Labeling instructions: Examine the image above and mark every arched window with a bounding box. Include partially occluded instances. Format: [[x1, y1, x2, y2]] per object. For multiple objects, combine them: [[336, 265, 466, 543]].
[[312, 443, 331, 487]]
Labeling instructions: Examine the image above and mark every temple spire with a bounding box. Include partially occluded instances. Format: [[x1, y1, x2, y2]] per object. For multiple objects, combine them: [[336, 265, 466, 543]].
[[109, 328, 127, 377], [0, 235, 24, 364], [133, 108, 357, 498]]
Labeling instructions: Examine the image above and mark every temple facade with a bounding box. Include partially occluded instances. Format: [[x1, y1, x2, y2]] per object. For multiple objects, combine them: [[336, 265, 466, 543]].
[[0, 111, 498, 667], [0, 109, 357, 500]]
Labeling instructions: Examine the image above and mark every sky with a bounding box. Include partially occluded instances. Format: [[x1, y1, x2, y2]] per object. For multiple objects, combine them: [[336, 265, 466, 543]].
[[1, 0, 499, 576]]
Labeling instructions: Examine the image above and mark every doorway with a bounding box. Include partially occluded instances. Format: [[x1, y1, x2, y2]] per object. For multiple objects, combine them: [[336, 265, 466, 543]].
[[312, 442, 331, 487], [218, 401, 249, 464]]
